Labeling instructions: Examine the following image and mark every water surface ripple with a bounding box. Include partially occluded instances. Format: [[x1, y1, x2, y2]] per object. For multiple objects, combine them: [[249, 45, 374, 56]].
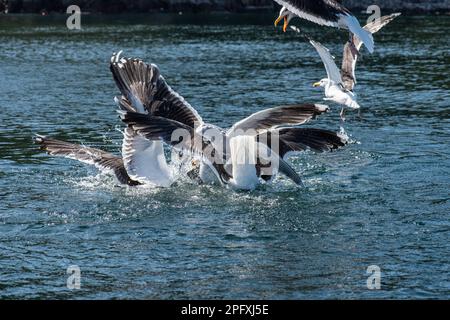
[[0, 14, 449, 299]]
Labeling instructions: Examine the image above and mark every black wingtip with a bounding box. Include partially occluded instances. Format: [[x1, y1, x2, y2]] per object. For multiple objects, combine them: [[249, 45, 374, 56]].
[[119, 110, 149, 126]]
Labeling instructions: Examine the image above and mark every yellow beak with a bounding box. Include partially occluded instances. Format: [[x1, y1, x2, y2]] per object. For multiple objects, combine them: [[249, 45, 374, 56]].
[[313, 82, 321, 87], [283, 17, 289, 32], [274, 16, 289, 32], [274, 15, 283, 27]]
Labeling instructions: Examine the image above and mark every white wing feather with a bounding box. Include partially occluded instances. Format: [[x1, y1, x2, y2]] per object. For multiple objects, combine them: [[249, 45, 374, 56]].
[[310, 40, 343, 85], [122, 128, 173, 187]]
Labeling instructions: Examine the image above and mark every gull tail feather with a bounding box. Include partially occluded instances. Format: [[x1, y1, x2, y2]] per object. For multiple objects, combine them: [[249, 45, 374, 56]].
[[349, 100, 361, 110]]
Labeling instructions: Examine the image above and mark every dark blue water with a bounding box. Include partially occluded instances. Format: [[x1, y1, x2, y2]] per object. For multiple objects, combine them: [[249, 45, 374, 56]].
[[0, 14, 449, 299]]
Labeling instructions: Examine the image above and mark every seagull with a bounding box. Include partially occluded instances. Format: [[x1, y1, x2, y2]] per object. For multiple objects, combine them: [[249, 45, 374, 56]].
[[120, 103, 348, 190], [110, 51, 230, 186], [196, 103, 335, 186], [273, 0, 375, 53], [310, 38, 361, 121], [109, 51, 205, 186], [35, 52, 204, 187], [300, 13, 401, 120]]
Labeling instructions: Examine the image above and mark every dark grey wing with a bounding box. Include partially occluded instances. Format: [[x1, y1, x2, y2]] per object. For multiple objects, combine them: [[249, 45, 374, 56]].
[[341, 13, 402, 91], [34, 135, 139, 186], [341, 41, 358, 91], [227, 103, 329, 135], [255, 135, 304, 186], [256, 152, 304, 186], [114, 95, 135, 112], [258, 128, 348, 159], [360, 13, 402, 47], [254, 127, 347, 184], [278, 158, 304, 186], [273, 0, 351, 25], [110, 52, 203, 128], [120, 112, 230, 184], [110, 53, 157, 113], [278, 128, 348, 157]]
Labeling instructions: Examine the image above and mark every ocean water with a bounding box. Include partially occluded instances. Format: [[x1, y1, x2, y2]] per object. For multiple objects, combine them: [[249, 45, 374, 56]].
[[0, 13, 449, 299]]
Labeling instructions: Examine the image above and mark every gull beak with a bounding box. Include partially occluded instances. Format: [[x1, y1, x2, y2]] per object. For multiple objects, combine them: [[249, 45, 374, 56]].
[[274, 15, 283, 27], [313, 82, 321, 87]]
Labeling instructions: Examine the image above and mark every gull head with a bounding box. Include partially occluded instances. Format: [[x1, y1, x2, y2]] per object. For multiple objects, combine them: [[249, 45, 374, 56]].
[[313, 79, 330, 88], [274, 7, 295, 32]]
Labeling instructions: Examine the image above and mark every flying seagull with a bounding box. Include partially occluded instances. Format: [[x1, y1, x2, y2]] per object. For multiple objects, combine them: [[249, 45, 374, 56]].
[[120, 103, 348, 190], [273, 0, 375, 53], [300, 13, 401, 119]]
